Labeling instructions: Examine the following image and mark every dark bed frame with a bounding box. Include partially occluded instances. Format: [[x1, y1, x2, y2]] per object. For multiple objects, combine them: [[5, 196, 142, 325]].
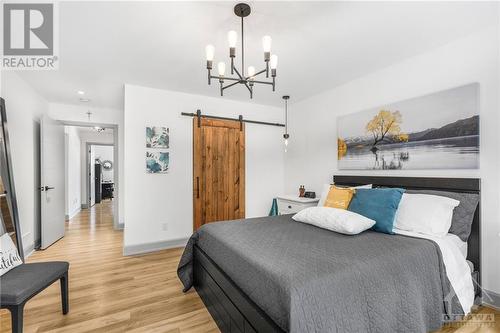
[[193, 176, 481, 333]]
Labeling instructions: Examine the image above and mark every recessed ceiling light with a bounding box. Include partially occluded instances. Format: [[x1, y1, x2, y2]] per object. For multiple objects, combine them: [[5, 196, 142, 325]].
[[77, 90, 85, 95], [79, 98, 90, 102]]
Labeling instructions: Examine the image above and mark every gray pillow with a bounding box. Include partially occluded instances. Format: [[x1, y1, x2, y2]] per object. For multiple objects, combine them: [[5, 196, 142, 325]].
[[406, 190, 479, 242]]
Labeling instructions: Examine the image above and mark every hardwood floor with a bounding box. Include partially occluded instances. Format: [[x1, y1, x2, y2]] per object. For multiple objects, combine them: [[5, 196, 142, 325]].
[[0, 201, 218, 333], [1, 200, 498, 332]]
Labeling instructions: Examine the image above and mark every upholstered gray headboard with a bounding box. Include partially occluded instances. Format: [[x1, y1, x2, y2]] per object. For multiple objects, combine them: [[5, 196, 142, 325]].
[[333, 175, 481, 289]]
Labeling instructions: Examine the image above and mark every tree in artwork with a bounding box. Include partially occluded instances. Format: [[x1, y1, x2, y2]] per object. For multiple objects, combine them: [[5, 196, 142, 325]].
[[365, 110, 406, 149]]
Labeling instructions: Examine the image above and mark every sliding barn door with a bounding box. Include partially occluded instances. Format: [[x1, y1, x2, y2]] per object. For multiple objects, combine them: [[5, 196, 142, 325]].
[[193, 118, 245, 230]]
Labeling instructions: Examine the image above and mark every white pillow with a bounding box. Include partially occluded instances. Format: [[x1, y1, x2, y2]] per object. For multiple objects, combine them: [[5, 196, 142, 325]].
[[317, 183, 372, 207], [0, 233, 22, 276], [292, 207, 376, 235], [394, 193, 460, 237]]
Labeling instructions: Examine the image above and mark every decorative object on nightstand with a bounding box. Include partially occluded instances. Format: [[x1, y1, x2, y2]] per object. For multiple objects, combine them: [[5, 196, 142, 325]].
[[304, 191, 316, 198], [299, 185, 305, 197], [276, 195, 319, 215], [269, 198, 278, 216]]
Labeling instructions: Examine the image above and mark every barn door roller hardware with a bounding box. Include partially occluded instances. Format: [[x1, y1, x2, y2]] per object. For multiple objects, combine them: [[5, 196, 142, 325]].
[[181, 110, 285, 128]]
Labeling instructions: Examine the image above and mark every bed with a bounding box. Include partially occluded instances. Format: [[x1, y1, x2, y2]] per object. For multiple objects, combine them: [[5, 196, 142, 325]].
[[178, 176, 481, 333]]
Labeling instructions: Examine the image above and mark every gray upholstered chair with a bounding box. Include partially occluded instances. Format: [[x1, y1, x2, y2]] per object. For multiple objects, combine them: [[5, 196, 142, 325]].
[[0, 262, 69, 333]]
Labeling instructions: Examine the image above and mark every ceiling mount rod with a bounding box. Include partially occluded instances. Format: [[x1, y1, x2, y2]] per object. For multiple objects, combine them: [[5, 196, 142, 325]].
[[241, 16, 244, 75], [181, 111, 285, 128]]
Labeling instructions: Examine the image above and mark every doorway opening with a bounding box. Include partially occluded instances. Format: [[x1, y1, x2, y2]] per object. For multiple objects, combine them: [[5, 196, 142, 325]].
[[87, 143, 114, 209], [63, 124, 119, 229]]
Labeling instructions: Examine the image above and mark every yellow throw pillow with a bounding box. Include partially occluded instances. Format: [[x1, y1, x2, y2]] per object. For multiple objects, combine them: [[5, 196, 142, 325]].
[[324, 186, 355, 209]]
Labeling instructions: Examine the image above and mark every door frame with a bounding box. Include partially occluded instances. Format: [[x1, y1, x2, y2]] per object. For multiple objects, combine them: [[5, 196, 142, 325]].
[[193, 117, 245, 231], [86, 142, 114, 209], [61, 121, 120, 230]]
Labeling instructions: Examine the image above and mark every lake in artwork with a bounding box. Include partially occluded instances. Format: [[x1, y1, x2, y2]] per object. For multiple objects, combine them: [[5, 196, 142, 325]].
[[337, 84, 479, 170]]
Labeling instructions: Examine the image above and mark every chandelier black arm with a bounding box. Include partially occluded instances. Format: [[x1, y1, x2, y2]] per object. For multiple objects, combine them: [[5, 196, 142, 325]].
[[232, 66, 244, 80], [244, 68, 267, 81], [243, 82, 252, 92], [253, 80, 274, 85], [210, 75, 240, 82], [222, 81, 240, 90]]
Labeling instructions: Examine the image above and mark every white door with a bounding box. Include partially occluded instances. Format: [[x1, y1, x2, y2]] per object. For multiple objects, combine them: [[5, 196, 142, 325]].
[[40, 115, 65, 249]]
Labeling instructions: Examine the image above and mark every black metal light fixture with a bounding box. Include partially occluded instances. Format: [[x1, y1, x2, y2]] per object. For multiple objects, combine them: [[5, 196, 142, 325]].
[[283, 95, 290, 152], [205, 3, 278, 99]]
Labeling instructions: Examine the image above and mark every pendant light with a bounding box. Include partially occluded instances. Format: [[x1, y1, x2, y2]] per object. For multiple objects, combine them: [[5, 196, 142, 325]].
[[282, 95, 290, 152]]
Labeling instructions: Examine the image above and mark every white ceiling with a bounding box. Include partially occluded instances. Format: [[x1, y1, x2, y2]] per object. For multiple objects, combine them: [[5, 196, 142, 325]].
[[18, 1, 498, 109]]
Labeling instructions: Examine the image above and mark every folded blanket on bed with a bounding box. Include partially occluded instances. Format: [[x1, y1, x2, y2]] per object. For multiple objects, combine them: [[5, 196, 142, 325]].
[[178, 214, 462, 332]]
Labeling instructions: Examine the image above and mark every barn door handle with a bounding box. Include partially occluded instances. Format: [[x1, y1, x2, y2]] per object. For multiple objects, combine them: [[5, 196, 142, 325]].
[[196, 177, 200, 198]]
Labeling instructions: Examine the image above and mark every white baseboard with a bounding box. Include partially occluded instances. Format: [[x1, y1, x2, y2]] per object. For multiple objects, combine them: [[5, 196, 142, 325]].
[[483, 289, 500, 310], [123, 238, 188, 256], [65, 206, 81, 221], [24, 243, 35, 258]]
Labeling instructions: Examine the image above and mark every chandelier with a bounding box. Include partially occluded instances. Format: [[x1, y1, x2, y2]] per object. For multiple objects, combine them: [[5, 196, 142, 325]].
[[205, 3, 278, 99]]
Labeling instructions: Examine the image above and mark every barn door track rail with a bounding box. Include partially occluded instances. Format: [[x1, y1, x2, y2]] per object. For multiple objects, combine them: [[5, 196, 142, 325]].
[[181, 110, 285, 128]]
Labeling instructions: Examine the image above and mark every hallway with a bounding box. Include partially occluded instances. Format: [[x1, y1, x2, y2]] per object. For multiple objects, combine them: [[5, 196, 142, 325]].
[[0, 201, 218, 333]]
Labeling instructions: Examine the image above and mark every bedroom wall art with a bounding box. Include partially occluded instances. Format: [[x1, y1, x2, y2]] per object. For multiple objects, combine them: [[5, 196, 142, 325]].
[[146, 151, 169, 173], [337, 83, 479, 170], [146, 126, 170, 173], [146, 126, 169, 148]]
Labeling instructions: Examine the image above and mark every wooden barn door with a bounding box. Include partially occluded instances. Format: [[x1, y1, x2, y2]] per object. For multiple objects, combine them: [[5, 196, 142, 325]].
[[193, 118, 245, 230]]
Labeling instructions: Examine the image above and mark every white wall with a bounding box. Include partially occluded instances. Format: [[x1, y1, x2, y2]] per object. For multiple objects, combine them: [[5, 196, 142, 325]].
[[1, 72, 48, 254], [93, 145, 114, 182], [284, 27, 500, 294], [48, 103, 123, 226], [64, 126, 81, 219], [123, 84, 285, 252]]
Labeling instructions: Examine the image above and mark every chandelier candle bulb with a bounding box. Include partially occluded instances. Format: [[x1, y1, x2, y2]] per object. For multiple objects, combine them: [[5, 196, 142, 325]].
[[247, 66, 255, 78], [218, 62, 226, 78], [270, 54, 278, 70], [262, 35, 272, 53], [248, 66, 255, 86], [271, 54, 278, 78], [228, 30, 237, 49], [205, 45, 215, 61], [228, 31, 236, 70], [205, 44, 214, 71]]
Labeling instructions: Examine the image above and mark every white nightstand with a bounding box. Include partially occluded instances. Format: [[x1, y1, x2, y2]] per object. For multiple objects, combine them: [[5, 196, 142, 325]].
[[276, 195, 320, 215]]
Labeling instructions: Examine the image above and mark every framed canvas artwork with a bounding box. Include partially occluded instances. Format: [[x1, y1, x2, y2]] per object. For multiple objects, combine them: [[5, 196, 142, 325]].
[[146, 151, 169, 173], [337, 83, 479, 170], [146, 126, 169, 148]]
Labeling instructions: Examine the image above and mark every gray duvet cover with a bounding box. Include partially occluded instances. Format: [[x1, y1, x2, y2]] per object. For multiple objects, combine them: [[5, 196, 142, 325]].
[[178, 214, 461, 333]]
